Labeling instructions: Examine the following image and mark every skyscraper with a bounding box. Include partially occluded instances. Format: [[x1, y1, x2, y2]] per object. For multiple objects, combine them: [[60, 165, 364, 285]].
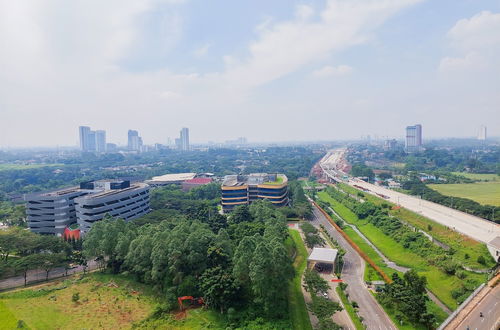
[[128, 130, 143, 151], [477, 125, 487, 140], [405, 124, 422, 152], [179, 127, 189, 151], [79, 126, 107, 152], [95, 130, 106, 152]]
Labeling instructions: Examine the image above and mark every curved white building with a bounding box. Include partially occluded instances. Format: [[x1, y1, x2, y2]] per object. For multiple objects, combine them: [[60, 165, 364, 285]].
[[24, 180, 150, 235], [75, 182, 150, 232]]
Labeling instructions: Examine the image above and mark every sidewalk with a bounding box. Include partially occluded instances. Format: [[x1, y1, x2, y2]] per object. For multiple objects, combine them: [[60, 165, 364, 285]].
[[0, 260, 98, 291]]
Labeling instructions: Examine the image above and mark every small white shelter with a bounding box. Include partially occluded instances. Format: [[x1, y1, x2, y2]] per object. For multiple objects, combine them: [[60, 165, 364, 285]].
[[307, 247, 338, 274]]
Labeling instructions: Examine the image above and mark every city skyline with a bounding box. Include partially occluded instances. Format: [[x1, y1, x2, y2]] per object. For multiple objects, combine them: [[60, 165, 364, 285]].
[[1, 1, 499, 147]]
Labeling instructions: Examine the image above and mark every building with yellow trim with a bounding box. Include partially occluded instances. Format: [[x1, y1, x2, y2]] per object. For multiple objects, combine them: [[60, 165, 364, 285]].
[[221, 173, 288, 213]]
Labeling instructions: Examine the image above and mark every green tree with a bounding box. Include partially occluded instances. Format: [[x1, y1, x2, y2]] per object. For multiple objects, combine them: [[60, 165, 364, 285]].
[[199, 266, 239, 313]]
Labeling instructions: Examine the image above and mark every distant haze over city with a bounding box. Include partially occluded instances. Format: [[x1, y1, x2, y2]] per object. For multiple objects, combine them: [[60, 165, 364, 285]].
[[1, 1, 499, 147]]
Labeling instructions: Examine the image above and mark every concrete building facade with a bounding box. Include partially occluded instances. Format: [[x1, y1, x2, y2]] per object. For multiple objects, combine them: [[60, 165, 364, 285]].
[[405, 124, 422, 153], [221, 173, 288, 213], [24, 180, 150, 235]]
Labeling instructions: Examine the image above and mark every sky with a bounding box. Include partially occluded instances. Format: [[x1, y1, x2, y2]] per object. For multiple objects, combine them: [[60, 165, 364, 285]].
[[1, 0, 499, 147]]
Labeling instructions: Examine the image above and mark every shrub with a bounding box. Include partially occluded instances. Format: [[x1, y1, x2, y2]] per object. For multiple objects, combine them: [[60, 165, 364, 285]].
[[477, 255, 486, 265], [71, 292, 80, 303], [456, 271, 467, 279], [464, 253, 470, 260]]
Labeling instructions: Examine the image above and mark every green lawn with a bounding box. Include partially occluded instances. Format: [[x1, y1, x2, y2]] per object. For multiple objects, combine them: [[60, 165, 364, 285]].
[[0, 163, 62, 171], [336, 287, 364, 330], [428, 182, 500, 206], [451, 172, 500, 182], [338, 183, 495, 269], [288, 229, 313, 330], [0, 273, 159, 330], [317, 190, 488, 310]]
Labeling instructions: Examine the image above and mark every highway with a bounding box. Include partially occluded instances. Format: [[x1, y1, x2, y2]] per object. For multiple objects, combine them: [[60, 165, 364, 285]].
[[452, 284, 500, 330], [310, 205, 396, 330], [320, 149, 500, 257]]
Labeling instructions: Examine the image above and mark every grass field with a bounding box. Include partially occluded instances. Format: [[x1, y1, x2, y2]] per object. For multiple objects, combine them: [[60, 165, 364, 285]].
[[452, 172, 500, 182], [0, 273, 162, 330], [288, 229, 313, 330], [338, 183, 495, 269], [0, 163, 61, 171], [428, 182, 500, 206], [317, 190, 490, 309]]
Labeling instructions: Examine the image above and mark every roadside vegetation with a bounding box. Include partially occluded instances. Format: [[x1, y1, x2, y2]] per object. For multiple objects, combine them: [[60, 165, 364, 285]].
[[336, 283, 364, 330], [288, 229, 313, 330], [314, 186, 491, 310]]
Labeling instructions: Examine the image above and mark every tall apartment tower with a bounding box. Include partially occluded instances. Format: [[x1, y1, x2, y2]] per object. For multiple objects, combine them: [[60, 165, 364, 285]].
[[79, 126, 106, 152], [405, 124, 422, 153], [477, 125, 487, 140], [95, 130, 106, 152], [180, 127, 189, 151], [128, 130, 143, 151], [79, 126, 91, 151]]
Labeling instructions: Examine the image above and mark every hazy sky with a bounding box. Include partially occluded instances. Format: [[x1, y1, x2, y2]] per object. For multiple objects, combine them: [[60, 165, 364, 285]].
[[1, 0, 499, 147]]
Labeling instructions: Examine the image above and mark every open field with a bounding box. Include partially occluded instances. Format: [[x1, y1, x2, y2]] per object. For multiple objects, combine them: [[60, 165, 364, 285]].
[[288, 229, 313, 330], [0, 273, 159, 330], [0, 163, 62, 171], [338, 183, 495, 269], [428, 182, 500, 206], [451, 172, 500, 182], [317, 190, 489, 309]]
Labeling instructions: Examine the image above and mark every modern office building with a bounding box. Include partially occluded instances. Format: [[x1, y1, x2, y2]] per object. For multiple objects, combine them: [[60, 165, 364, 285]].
[[75, 180, 150, 232], [405, 124, 422, 153], [221, 173, 288, 213], [24, 180, 150, 235], [383, 139, 397, 151], [179, 127, 189, 151], [128, 130, 143, 151], [478, 125, 487, 141], [79, 126, 106, 152]]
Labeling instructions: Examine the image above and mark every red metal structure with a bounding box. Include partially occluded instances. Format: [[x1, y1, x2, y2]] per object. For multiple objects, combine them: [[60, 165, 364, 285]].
[[177, 296, 204, 311]]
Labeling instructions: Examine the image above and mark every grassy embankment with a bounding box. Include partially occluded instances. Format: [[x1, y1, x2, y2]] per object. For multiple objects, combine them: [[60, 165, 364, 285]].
[[287, 229, 313, 330], [451, 172, 499, 182], [317, 190, 488, 310], [339, 183, 495, 269]]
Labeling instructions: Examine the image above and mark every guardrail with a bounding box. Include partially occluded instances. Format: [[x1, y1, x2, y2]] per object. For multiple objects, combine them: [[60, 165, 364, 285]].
[[437, 283, 485, 330]]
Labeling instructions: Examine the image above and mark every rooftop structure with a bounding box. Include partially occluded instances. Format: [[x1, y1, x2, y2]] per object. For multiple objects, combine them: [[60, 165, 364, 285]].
[[307, 247, 339, 274], [145, 173, 197, 186], [221, 173, 288, 213]]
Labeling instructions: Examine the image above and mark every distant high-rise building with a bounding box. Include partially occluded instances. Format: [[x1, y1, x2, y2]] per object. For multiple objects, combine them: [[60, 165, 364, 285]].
[[79, 126, 91, 151], [179, 127, 189, 151], [128, 130, 143, 151], [405, 124, 422, 153], [79, 126, 107, 152], [384, 139, 397, 151], [477, 125, 487, 141], [95, 130, 106, 152]]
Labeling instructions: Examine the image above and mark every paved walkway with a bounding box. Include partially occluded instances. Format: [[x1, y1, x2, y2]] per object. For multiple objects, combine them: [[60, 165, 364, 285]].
[[310, 206, 397, 329], [0, 260, 98, 291]]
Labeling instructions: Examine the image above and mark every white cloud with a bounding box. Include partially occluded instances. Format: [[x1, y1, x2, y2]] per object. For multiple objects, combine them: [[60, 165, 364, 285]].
[[440, 11, 500, 73], [193, 43, 211, 57], [312, 65, 352, 77]]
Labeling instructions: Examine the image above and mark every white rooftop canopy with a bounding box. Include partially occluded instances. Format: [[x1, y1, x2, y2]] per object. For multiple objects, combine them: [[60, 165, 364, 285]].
[[308, 247, 338, 264]]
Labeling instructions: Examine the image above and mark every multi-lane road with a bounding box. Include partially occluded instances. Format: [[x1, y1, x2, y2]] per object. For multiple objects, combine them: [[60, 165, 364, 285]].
[[320, 149, 500, 258], [310, 205, 396, 330]]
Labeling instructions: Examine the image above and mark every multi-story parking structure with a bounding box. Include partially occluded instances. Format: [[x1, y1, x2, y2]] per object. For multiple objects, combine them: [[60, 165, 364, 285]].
[[75, 181, 150, 232], [221, 173, 288, 213], [24, 180, 150, 236], [25, 187, 93, 235]]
